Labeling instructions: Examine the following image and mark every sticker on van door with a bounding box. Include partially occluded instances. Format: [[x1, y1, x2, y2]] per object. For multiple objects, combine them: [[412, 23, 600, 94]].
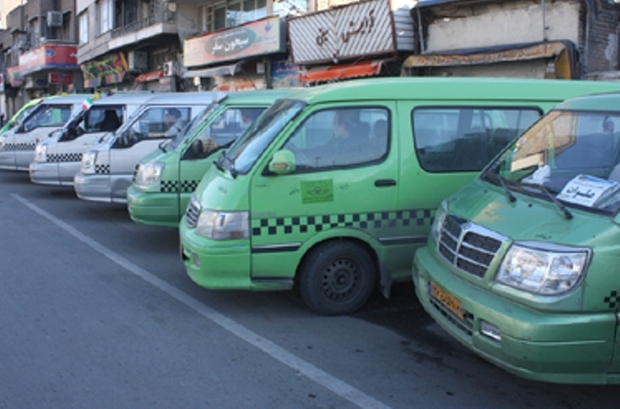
[[301, 180, 333, 203]]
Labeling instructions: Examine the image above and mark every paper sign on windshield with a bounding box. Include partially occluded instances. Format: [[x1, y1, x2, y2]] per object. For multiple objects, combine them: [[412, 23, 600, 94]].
[[557, 174, 620, 207]]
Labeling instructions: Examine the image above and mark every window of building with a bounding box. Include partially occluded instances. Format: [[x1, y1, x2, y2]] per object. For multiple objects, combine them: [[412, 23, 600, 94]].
[[79, 12, 89, 45], [99, 0, 114, 34], [200, 0, 268, 33]]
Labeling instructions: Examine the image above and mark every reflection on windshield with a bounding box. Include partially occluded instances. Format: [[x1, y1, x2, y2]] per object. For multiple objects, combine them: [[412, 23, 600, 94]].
[[168, 103, 217, 151], [221, 99, 306, 175], [485, 110, 620, 215]]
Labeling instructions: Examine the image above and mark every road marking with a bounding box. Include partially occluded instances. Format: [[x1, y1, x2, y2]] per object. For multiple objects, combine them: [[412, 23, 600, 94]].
[[12, 194, 392, 409]]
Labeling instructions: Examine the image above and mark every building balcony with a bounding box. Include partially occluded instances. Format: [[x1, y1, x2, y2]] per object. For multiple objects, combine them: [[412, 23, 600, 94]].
[[108, 10, 177, 51]]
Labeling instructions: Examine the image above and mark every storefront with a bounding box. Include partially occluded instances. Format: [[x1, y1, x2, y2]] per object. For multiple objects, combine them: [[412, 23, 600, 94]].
[[18, 44, 82, 98], [183, 16, 298, 91], [287, 0, 414, 86]]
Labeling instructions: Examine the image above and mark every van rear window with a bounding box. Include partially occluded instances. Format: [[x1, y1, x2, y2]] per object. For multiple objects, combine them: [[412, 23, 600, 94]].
[[413, 107, 541, 173]]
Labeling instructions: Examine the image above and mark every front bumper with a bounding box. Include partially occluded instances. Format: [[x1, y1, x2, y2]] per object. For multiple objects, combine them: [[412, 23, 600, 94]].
[[30, 161, 61, 185], [0, 151, 16, 170], [74, 172, 111, 203], [127, 185, 180, 228], [413, 246, 617, 384], [179, 221, 252, 290]]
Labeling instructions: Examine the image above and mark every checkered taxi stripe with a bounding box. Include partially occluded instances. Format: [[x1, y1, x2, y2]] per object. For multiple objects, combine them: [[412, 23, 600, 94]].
[[251, 209, 434, 236], [47, 153, 82, 163], [95, 164, 110, 174], [0, 142, 36, 151], [160, 180, 200, 193]]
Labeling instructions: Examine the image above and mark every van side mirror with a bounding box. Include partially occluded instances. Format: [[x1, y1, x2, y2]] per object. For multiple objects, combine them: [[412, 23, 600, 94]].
[[268, 150, 296, 175]]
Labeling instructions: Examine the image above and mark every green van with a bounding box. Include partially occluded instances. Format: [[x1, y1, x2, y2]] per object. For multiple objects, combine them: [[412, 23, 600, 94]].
[[127, 90, 292, 227], [179, 77, 620, 315], [413, 91, 620, 384]]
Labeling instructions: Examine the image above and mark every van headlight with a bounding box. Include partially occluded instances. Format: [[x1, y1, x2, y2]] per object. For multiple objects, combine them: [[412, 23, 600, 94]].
[[195, 210, 249, 240], [496, 243, 590, 295], [81, 151, 97, 174], [135, 162, 164, 187], [430, 200, 448, 243], [34, 144, 47, 162]]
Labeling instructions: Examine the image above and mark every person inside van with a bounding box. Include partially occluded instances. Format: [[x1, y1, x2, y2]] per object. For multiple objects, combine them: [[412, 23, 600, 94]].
[[165, 108, 184, 137], [100, 109, 121, 132]]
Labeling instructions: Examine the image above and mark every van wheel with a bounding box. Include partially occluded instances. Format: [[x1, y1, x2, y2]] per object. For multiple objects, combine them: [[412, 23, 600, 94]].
[[298, 242, 376, 315]]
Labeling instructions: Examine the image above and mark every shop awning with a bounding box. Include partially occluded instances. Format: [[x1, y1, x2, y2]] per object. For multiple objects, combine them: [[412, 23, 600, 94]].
[[182, 62, 242, 79], [403, 41, 569, 68], [135, 70, 163, 83], [300, 60, 385, 83], [402, 41, 577, 79]]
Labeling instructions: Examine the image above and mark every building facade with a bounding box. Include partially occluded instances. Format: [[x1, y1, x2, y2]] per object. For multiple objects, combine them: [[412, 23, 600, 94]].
[[0, 0, 81, 117], [403, 0, 620, 80]]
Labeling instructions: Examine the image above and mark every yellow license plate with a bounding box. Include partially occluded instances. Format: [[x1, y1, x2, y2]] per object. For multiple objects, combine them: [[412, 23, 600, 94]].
[[430, 281, 464, 320]]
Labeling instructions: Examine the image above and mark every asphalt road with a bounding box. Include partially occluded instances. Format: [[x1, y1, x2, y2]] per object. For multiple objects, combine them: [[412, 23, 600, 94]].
[[0, 170, 618, 408]]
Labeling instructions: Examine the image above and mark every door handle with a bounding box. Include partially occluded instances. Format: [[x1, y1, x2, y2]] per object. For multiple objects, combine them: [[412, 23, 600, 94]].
[[375, 179, 396, 187]]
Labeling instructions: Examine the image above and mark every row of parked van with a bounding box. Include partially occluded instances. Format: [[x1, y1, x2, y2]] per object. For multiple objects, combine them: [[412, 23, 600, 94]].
[[3, 77, 620, 385]]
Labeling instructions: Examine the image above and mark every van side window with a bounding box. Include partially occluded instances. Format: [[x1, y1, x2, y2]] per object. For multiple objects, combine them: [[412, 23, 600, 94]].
[[120, 106, 191, 146], [185, 107, 265, 159], [86, 106, 123, 133], [413, 107, 541, 172], [283, 107, 389, 171], [22, 104, 73, 132]]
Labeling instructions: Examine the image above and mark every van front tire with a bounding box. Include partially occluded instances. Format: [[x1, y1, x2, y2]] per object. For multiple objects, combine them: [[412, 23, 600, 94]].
[[299, 242, 376, 315]]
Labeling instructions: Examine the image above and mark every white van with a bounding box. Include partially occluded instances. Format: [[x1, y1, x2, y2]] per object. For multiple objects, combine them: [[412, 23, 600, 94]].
[[0, 94, 91, 171], [74, 92, 223, 203], [30, 92, 155, 186]]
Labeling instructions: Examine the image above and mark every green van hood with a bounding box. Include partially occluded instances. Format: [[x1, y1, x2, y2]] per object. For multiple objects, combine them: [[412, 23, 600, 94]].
[[193, 165, 251, 212], [448, 179, 617, 246]]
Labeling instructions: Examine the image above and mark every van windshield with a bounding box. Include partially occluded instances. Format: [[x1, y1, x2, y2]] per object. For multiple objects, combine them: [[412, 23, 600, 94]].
[[167, 103, 218, 152], [220, 99, 305, 175], [482, 109, 620, 216]]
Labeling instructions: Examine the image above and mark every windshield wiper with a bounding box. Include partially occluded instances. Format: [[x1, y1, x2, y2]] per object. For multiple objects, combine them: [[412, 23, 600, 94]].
[[522, 182, 573, 220], [216, 151, 237, 178], [491, 172, 516, 203]]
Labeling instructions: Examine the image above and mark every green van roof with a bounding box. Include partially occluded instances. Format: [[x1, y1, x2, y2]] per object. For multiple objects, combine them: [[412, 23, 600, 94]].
[[222, 89, 296, 104], [553, 90, 620, 112], [283, 77, 620, 105]]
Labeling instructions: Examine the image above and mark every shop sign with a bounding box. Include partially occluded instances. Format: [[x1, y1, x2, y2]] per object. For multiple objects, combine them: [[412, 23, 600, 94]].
[[184, 16, 285, 68], [19, 45, 79, 76], [6, 66, 23, 87], [288, 0, 395, 65], [80, 53, 128, 88], [48, 72, 73, 85], [271, 60, 303, 88]]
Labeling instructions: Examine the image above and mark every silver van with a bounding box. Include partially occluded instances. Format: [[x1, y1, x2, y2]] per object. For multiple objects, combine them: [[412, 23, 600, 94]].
[[30, 92, 155, 186], [74, 92, 222, 203], [0, 94, 91, 171]]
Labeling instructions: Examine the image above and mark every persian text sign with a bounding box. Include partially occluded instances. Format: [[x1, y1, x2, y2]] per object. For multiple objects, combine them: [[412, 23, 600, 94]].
[[19, 45, 79, 75], [184, 17, 284, 68], [288, 0, 395, 64]]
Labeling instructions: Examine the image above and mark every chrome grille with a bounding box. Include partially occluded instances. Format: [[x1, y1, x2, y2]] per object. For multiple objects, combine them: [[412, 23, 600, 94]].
[[185, 197, 201, 228], [132, 164, 140, 183], [437, 215, 505, 278]]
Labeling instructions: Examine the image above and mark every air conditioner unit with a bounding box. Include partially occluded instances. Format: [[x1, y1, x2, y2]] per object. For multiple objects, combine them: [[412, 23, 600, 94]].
[[162, 61, 177, 77], [47, 11, 63, 28], [127, 50, 148, 72]]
